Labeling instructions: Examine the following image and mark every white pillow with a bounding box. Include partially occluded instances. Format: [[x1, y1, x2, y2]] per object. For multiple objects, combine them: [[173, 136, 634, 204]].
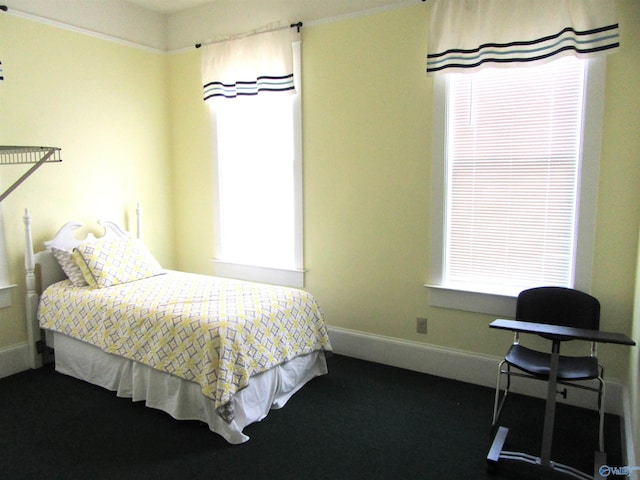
[[73, 238, 164, 289], [51, 247, 88, 287]]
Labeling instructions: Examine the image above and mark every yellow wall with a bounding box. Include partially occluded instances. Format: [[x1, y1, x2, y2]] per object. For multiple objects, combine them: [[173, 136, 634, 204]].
[[617, 0, 640, 465], [0, 14, 175, 348], [169, 1, 640, 382], [631, 230, 640, 464], [594, 0, 640, 383], [167, 49, 215, 273], [302, 8, 433, 342]]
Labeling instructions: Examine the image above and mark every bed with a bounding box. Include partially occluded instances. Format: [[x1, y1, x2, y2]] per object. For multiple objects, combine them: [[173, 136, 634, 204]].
[[24, 208, 332, 444]]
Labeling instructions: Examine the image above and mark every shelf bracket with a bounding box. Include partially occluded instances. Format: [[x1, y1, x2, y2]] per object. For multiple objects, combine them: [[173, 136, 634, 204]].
[[0, 146, 62, 203]]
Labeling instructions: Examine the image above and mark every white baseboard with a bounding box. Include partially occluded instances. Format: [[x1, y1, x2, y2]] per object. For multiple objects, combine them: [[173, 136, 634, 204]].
[[327, 325, 626, 416], [0, 342, 30, 379]]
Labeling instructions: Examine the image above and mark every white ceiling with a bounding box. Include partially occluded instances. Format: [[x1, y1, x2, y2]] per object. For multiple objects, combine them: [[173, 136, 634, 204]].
[[127, 0, 420, 50], [126, 0, 415, 16], [126, 0, 215, 14]]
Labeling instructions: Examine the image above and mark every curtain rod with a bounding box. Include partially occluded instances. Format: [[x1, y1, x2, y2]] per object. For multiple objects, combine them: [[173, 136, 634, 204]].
[[195, 22, 302, 49]]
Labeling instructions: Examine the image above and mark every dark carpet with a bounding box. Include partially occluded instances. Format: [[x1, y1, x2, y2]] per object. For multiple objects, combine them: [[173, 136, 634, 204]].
[[0, 354, 624, 479]]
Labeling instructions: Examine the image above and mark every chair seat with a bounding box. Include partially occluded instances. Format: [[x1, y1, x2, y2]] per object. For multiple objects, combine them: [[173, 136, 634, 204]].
[[505, 344, 599, 381]]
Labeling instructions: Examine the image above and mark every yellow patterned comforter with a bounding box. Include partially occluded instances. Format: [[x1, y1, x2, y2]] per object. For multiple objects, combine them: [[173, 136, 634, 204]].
[[38, 272, 332, 422]]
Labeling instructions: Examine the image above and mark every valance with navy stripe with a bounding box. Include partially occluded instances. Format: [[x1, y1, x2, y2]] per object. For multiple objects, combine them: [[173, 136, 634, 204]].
[[427, 0, 619, 75], [201, 24, 298, 101]]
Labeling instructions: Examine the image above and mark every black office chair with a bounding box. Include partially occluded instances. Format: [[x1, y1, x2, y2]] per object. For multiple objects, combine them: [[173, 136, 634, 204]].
[[492, 286, 605, 451]]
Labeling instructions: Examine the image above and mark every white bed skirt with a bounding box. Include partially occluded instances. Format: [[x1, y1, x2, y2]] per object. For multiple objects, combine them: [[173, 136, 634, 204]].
[[52, 332, 328, 444]]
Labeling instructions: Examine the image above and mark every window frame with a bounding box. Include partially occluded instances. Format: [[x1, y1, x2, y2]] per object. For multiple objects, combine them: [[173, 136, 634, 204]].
[[209, 41, 304, 288], [427, 57, 606, 316]]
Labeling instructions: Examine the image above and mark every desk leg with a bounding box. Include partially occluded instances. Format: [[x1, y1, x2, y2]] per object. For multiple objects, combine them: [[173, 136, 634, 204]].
[[487, 426, 509, 465], [487, 338, 595, 479], [540, 339, 561, 466]]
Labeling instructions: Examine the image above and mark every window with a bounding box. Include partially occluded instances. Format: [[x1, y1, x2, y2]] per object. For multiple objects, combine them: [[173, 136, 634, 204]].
[[429, 56, 606, 316], [209, 42, 303, 288]]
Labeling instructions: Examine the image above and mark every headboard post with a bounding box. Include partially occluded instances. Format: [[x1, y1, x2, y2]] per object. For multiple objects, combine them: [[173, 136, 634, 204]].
[[23, 209, 35, 294], [23, 209, 42, 369]]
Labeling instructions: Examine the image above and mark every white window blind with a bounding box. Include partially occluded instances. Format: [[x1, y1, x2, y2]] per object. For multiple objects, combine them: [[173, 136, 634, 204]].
[[444, 57, 586, 296]]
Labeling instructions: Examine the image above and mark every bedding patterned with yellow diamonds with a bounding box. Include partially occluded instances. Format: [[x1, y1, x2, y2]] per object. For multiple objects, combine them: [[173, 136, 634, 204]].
[[38, 272, 331, 422]]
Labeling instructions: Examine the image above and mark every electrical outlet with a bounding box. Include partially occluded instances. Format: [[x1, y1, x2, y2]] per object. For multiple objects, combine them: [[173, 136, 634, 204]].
[[416, 317, 428, 334]]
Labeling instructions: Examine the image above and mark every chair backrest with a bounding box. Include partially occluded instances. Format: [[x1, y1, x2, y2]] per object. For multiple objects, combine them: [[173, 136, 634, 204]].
[[516, 286, 600, 331]]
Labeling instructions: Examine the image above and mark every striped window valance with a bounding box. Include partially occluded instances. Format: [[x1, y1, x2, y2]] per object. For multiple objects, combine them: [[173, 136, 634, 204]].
[[427, 0, 619, 75], [201, 25, 298, 101]]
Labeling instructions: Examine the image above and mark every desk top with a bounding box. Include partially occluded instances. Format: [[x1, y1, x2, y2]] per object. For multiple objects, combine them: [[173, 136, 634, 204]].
[[490, 319, 636, 346]]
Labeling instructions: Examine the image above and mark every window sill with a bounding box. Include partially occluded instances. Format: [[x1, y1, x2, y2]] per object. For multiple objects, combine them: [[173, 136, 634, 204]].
[[0, 284, 16, 309], [212, 260, 305, 288], [425, 284, 517, 317]]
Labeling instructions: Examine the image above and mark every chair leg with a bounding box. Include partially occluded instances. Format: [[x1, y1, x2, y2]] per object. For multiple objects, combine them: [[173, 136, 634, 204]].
[[492, 360, 510, 427]]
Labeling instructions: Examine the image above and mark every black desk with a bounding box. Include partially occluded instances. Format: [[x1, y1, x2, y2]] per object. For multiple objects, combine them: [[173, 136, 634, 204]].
[[487, 319, 635, 480]]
